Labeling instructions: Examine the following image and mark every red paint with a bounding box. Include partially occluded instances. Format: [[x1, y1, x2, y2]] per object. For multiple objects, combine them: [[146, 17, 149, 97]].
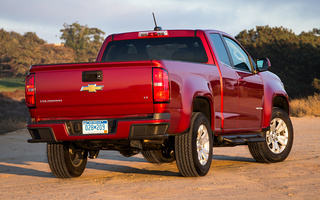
[[26, 29, 289, 141]]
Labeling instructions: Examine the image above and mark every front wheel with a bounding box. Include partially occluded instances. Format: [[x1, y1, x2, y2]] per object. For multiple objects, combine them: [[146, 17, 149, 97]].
[[175, 112, 213, 177], [248, 107, 294, 163], [47, 143, 88, 178]]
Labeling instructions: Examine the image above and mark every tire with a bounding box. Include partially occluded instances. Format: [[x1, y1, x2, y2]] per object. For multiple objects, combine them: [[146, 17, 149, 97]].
[[142, 149, 175, 163], [142, 138, 175, 163], [248, 107, 294, 163], [119, 150, 139, 157], [175, 112, 213, 177], [47, 143, 88, 178]]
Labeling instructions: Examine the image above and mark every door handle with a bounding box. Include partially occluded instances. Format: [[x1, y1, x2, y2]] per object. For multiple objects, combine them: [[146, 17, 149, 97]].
[[82, 70, 103, 82]]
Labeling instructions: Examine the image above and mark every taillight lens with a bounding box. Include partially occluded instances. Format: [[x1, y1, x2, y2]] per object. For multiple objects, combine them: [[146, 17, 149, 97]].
[[25, 73, 36, 107], [153, 68, 170, 102]]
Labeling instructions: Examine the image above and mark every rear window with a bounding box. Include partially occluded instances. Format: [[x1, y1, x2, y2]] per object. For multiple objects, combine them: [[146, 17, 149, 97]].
[[101, 37, 208, 63]]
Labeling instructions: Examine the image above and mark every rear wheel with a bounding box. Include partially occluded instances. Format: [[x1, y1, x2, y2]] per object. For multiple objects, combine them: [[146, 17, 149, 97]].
[[119, 150, 139, 157], [142, 141, 175, 163], [47, 143, 88, 178], [248, 107, 293, 163], [175, 112, 213, 177]]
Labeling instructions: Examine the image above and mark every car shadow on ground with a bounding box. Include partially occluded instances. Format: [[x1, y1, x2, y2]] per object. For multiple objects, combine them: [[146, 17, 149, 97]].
[[0, 163, 54, 178], [86, 161, 180, 177], [84, 153, 258, 177], [0, 152, 257, 179], [97, 153, 148, 163], [212, 154, 256, 163]]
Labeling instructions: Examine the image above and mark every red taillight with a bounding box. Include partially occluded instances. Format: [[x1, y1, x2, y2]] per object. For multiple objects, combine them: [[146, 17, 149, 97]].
[[153, 68, 170, 102], [25, 73, 36, 107]]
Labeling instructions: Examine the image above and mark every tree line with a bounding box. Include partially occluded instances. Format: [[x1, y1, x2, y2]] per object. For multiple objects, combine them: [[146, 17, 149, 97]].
[[0, 23, 319, 98], [236, 26, 320, 98]]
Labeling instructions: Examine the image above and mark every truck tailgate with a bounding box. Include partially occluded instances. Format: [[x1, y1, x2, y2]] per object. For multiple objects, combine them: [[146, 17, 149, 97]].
[[31, 61, 154, 119]]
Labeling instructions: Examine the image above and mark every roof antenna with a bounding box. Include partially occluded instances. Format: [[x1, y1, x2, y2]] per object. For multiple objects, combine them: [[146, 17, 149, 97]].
[[152, 12, 162, 31]]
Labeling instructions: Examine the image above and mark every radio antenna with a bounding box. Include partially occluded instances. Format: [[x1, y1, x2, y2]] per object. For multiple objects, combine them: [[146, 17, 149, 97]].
[[152, 12, 162, 31]]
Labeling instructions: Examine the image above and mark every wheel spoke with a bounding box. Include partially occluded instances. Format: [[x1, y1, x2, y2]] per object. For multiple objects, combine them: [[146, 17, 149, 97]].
[[275, 119, 283, 129], [200, 150, 208, 162], [270, 120, 276, 131], [276, 120, 286, 134], [273, 141, 280, 153], [201, 130, 208, 139], [266, 131, 272, 144], [278, 135, 288, 146], [198, 153, 202, 162], [198, 125, 204, 135], [267, 139, 272, 146], [197, 147, 201, 153], [270, 141, 276, 152], [202, 147, 209, 154], [201, 136, 209, 145]]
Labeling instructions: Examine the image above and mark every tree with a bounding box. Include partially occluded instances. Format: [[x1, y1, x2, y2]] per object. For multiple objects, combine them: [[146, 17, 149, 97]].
[[0, 29, 77, 77], [236, 26, 320, 98], [60, 22, 105, 62]]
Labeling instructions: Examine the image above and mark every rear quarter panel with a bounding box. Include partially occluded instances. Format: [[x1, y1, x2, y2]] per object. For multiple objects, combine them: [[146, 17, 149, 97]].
[[153, 60, 220, 134]]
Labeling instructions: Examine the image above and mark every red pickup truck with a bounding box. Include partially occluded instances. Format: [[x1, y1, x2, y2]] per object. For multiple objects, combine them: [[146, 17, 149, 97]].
[[25, 29, 293, 178]]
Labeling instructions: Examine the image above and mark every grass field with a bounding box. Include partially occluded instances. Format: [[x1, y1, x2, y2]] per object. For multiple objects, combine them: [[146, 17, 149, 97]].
[[0, 78, 25, 92]]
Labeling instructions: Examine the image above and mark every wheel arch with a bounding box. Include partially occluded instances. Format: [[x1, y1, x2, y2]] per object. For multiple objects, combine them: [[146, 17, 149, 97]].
[[262, 91, 289, 129], [273, 95, 289, 114], [192, 96, 214, 130]]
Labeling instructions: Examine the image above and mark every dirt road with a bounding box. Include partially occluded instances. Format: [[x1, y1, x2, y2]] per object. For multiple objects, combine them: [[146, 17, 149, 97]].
[[1, 117, 319, 199]]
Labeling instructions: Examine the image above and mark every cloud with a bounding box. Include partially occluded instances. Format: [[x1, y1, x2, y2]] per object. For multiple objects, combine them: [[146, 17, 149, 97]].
[[0, 0, 319, 43]]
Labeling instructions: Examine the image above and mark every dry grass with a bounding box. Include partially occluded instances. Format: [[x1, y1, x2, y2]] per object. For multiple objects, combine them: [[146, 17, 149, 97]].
[[0, 115, 27, 134], [0, 91, 29, 135], [290, 93, 320, 117]]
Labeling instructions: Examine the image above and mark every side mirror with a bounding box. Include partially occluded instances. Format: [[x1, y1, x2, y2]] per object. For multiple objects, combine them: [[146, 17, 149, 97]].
[[256, 58, 271, 71]]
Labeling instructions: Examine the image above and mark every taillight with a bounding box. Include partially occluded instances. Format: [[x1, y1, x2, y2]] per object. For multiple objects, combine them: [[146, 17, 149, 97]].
[[25, 73, 36, 107], [153, 68, 170, 102]]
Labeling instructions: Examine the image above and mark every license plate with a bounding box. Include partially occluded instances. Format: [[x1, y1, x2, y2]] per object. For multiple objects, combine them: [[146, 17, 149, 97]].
[[82, 120, 108, 134]]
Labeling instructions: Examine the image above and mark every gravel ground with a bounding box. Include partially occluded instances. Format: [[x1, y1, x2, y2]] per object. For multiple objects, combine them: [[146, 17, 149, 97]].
[[0, 117, 319, 200]]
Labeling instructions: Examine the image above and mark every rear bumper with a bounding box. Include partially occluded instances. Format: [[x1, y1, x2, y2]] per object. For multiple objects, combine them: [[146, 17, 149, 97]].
[[27, 113, 170, 143]]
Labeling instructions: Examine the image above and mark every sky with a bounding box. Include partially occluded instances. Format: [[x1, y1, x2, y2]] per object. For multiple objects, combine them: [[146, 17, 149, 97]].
[[0, 0, 319, 44]]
